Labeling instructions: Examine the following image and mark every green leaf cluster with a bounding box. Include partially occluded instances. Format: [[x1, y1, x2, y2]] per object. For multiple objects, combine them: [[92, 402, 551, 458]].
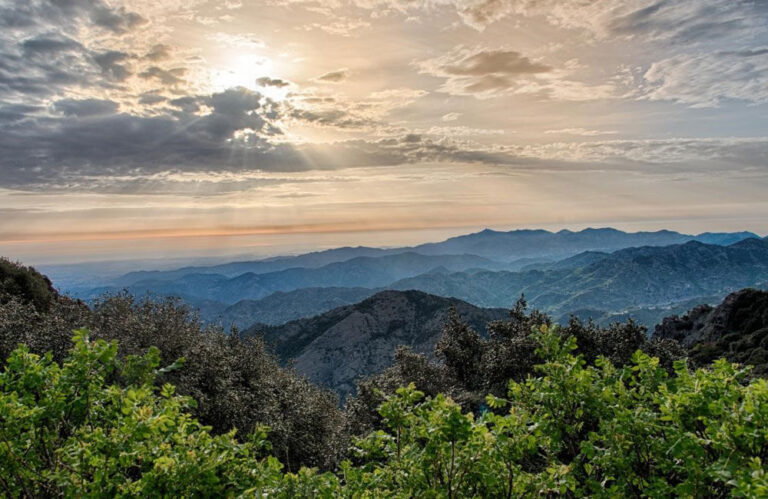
[[1, 326, 766, 497]]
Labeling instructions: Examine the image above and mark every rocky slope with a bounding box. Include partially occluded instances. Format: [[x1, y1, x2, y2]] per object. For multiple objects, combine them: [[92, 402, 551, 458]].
[[652, 288, 768, 376], [247, 290, 509, 399]]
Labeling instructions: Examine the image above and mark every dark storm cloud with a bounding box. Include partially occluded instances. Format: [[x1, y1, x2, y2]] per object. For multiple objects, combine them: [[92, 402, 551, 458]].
[[21, 34, 82, 56], [0, 103, 42, 122], [89, 3, 145, 34], [0, 38, 96, 97], [0, 80, 531, 191]]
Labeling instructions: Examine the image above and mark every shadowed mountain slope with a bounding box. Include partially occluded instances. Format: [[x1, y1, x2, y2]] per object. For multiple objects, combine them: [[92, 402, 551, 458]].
[[652, 288, 768, 377], [246, 290, 509, 398]]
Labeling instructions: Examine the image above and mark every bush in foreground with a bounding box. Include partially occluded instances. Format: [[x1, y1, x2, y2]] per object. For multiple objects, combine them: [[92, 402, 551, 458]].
[[0, 293, 346, 471], [1, 328, 766, 497]]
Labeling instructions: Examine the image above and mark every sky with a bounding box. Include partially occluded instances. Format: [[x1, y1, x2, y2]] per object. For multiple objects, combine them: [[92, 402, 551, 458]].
[[1, 0, 768, 264]]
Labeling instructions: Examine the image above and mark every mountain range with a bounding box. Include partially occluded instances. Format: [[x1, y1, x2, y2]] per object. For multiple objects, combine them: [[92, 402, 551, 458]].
[[59, 228, 766, 330], [391, 238, 768, 315], [244, 286, 768, 397]]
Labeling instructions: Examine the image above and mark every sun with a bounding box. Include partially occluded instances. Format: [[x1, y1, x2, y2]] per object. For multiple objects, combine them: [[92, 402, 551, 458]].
[[209, 54, 289, 100]]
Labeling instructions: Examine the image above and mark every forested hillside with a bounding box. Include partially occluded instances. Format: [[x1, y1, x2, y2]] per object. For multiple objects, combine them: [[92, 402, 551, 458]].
[[2, 259, 767, 496], [392, 239, 768, 317], [653, 288, 768, 377]]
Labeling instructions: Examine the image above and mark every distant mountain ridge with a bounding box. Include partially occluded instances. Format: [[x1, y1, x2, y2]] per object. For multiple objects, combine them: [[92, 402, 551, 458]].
[[114, 246, 394, 286], [101, 227, 760, 287], [408, 228, 761, 261], [85, 252, 506, 305], [390, 238, 768, 318], [62, 227, 765, 329]]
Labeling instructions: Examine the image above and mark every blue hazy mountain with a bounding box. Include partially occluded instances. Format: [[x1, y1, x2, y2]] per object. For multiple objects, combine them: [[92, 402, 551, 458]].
[[87, 252, 507, 304], [390, 238, 768, 318], [98, 227, 760, 289], [64, 227, 763, 328]]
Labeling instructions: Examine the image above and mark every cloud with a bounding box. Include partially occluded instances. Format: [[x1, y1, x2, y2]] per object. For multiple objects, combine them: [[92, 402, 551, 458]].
[[423, 125, 505, 136], [419, 46, 612, 100], [545, 128, 618, 137], [138, 66, 187, 86], [145, 44, 172, 61], [419, 46, 549, 96], [510, 137, 768, 166], [256, 77, 291, 88], [642, 49, 768, 107], [53, 98, 119, 117], [314, 69, 349, 82], [289, 107, 375, 129], [138, 93, 167, 105], [457, 0, 512, 30], [92, 51, 132, 81], [0, 0, 145, 34], [20, 34, 82, 56], [452, 0, 767, 45], [0, 0, 180, 106], [441, 48, 551, 76], [0, 87, 286, 188], [301, 19, 371, 37], [89, 4, 145, 34], [287, 87, 427, 131]]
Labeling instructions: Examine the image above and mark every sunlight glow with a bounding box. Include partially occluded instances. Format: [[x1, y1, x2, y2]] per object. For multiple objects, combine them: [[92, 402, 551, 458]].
[[209, 54, 288, 100]]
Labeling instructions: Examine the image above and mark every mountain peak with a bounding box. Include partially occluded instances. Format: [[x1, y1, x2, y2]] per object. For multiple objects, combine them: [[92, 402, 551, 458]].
[[730, 237, 768, 249], [579, 227, 622, 234], [257, 290, 508, 398]]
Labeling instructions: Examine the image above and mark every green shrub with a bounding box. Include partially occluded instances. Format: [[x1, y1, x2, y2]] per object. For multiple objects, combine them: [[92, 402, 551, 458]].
[[1, 327, 765, 497], [0, 293, 346, 471], [347, 326, 768, 497], [0, 258, 58, 311], [0, 329, 285, 496]]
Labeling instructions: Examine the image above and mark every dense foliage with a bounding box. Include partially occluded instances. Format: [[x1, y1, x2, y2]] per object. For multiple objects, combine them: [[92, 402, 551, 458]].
[[0, 258, 57, 311], [654, 288, 768, 378], [0, 263, 345, 470], [1, 258, 765, 492], [345, 298, 685, 436], [1, 327, 766, 497]]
